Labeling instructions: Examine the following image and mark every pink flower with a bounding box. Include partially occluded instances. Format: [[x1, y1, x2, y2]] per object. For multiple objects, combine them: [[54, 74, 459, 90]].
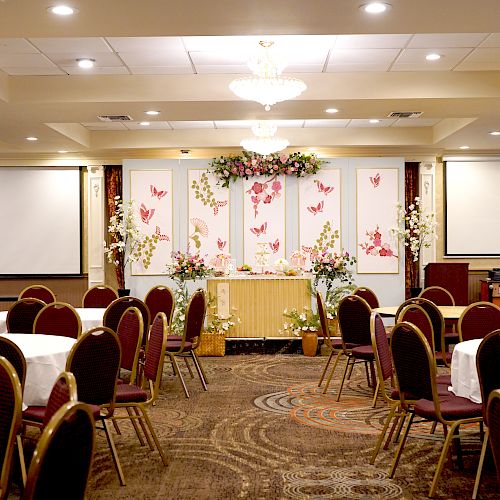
[[272, 180, 281, 192], [264, 195, 272, 204], [231, 167, 238, 174], [245, 168, 252, 175], [252, 182, 263, 194]]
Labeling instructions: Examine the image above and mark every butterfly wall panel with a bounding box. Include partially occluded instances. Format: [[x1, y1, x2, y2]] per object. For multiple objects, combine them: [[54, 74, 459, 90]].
[[298, 169, 341, 265], [243, 176, 286, 267], [188, 170, 230, 261], [356, 168, 399, 274], [130, 169, 173, 275]]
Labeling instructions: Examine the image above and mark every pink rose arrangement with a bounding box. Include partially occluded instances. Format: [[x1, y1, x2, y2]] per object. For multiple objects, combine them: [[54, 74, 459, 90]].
[[167, 250, 212, 282], [312, 251, 356, 293]]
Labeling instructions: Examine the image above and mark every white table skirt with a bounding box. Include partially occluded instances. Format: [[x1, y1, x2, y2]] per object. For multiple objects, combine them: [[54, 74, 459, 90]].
[[1, 333, 76, 408], [449, 338, 482, 403], [0, 308, 105, 334]]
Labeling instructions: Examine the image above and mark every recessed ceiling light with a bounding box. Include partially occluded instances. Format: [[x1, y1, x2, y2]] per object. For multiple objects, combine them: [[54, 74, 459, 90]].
[[489, 131, 500, 136], [145, 110, 160, 116], [360, 2, 391, 14], [139, 121, 150, 126], [425, 53, 442, 61], [369, 119, 380, 124], [459, 145, 470, 150], [325, 108, 339, 114], [26, 136, 38, 141], [48, 5, 78, 16], [57, 150, 68, 153], [77, 58, 95, 69]]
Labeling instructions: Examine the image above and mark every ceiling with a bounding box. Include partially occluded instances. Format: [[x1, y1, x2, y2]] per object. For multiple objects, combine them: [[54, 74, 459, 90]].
[[2, 0, 500, 160]]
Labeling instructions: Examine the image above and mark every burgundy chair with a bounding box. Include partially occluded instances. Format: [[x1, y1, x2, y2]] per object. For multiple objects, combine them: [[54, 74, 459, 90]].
[[65, 327, 125, 486], [22, 402, 95, 500], [0, 357, 23, 498], [116, 307, 144, 386], [33, 302, 82, 339], [166, 289, 207, 398], [336, 295, 375, 403], [104, 297, 151, 345], [145, 285, 175, 326], [389, 321, 483, 497], [486, 390, 500, 491], [472, 330, 500, 499], [82, 285, 118, 308], [112, 312, 168, 466], [458, 302, 500, 342], [6, 298, 46, 333], [18, 285, 56, 304], [353, 286, 380, 309], [0, 336, 27, 391], [418, 286, 455, 306], [23, 371, 78, 430]]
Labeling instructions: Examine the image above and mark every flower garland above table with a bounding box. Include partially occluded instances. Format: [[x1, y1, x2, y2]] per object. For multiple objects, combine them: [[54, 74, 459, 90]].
[[209, 151, 322, 188]]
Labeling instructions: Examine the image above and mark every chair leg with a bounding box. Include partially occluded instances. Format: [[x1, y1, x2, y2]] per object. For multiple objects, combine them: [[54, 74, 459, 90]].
[[140, 406, 168, 466], [429, 421, 458, 498], [371, 403, 397, 464], [125, 407, 147, 448], [16, 434, 26, 486], [385, 411, 405, 449], [389, 412, 414, 478], [371, 380, 380, 408], [430, 421, 438, 434], [336, 357, 352, 402], [318, 349, 334, 387], [322, 350, 343, 394], [190, 352, 208, 391], [192, 351, 209, 384], [112, 418, 122, 435], [472, 428, 489, 500], [183, 357, 195, 379], [171, 355, 190, 398], [102, 419, 126, 486]]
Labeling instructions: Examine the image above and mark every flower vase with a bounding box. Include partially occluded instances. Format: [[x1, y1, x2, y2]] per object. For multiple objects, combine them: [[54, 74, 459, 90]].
[[301, 331, 318, 357], [118, 288, 131, 297]]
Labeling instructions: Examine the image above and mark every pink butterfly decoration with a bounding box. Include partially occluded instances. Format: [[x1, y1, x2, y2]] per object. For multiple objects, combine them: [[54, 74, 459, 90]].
[[217, 238, 227, 250], [213, 200, 228, 216], [370, 173, 381, 188], [307, 201, 324, 215], [269, 239, 280, 253], [155, 226, 170, 241], [316, 181, 334, 195], [140, 203, 155, 224], [250, 222, 267, 237], [150, 184, 167, 199]]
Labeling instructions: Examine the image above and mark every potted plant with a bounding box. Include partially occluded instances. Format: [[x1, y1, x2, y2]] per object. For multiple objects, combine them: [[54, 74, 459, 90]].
[[104, 196, 158, 295], [196, 306, 239, 356], [281, 306, 321, 356]]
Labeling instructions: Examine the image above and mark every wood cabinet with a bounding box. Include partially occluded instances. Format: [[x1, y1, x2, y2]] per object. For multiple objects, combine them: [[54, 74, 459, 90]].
[[424, 263, 469, 305]]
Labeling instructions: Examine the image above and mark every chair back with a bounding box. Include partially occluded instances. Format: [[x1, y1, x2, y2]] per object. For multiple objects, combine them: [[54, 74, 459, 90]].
[[144, 313, 169, 399], [316, 292, 330, 343], [0, 356, 22, 498], [145, 285, 175, 326], [33, 302, 82, 339], [104, 297, 151, 344], [397, 304, 435, 352], [42, 371, 78, 428], [66, 327, 121, 416], [82, 285, 118, 308], [182, 289, 207, 347], [338, 295, 372, 347], [370, 312, 393, 396], [6, 298, 46, 333], [458, 301, 500, 342], [477, 330, 500, 424], [0, 336, 27, 390], [486, 389, 500, 482], [19, 285, 56, 304], [390, 321, 436, 407], [353, 287, 380, 308], [22, 402, 95, 500], [116, 307, 144, 384], [418, 286, 455, 306]]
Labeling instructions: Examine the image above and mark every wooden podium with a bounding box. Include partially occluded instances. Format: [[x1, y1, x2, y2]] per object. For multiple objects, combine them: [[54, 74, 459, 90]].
[[424, 263, 469, 305]]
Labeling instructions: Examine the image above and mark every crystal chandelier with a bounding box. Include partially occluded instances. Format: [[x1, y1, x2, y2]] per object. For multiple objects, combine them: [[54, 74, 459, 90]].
[[229, 41, 307, 111], [240, 121, 290, 156]]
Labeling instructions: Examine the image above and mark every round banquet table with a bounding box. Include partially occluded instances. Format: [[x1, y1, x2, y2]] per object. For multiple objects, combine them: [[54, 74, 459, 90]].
[[374, 305, 466, 320], [1, 333, 76, 408], [449, 338, 482, 403]]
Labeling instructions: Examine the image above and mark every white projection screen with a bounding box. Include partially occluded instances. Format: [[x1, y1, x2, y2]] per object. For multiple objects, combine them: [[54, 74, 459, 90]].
[[0, 167, 82, 274], [445, 161, 500, 256]]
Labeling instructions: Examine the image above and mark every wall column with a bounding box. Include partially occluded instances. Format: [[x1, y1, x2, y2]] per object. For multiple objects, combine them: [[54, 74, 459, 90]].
[[419, 161, 437, 287]]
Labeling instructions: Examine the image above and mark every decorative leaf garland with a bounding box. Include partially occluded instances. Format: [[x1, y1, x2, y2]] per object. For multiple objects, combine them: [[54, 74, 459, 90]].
[[209, 151, 322, 188]]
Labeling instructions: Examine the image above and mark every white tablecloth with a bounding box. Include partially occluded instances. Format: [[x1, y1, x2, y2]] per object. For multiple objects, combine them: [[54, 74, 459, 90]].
[[0, 308, 105, 334], [1, 333, 76, 408], [449, 338, 482, 403]]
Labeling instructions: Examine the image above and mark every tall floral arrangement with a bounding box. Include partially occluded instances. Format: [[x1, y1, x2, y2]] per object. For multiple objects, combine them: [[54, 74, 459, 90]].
[[104, 196, 158, 289], [209, 151, 322, 188], [312, 251, 356, 293], [281, 306, 320, 336]]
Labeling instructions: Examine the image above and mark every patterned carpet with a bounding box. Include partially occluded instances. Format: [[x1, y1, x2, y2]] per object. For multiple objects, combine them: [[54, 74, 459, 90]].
[[84, 354, 499, 499]]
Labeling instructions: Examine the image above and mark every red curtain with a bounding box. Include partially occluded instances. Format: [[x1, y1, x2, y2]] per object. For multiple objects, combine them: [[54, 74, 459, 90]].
[[404, 162, 419, 298], [104, 166, 124, 288]]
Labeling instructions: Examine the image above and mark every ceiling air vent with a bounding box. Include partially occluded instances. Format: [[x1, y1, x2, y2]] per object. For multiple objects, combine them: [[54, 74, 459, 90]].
[[97, 115, 133, 122], [387, 111, 423, 118]]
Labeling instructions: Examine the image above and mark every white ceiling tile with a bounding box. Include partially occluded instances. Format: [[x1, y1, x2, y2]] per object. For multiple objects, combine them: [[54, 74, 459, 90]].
[[189, 50, 249, 66], [2, 66, 65, 75], [82, 122, 128, 130], [335, 34, 411, 49], [454, 47, 500, 71], [0, 38, 39, 54], [283, 64, 324, 73], [169, 121, 215, 129], [62, 66, 130, 75], [129, 66, 194, 75], [123, 121, 172, 130], [392, 118, 441, 127], [479, 33, 500, 47], [29, 37, 112, 54], [195, 64, 250, 74], [106, 37, 184, 52], [214, 120, 256, 129], [271, 120, 305, 128], [391, 48, 471, 71], [0, 53, 57, 67], [407, 33, 488, 48], [348, 119, 397, 127], [326, 63, 393, 72], [49, 52, 124, 67], [304, 119, 350, 128], [328, 48, 400, 71], [182, 36, 267, 52], [118, 50, 191, 67]]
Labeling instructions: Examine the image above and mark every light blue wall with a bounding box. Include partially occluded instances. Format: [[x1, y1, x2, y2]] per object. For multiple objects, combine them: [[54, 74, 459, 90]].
[[123, 157, 405, 307]]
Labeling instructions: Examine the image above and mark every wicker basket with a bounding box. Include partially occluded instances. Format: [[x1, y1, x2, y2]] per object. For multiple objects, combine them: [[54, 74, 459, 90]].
[[195, 331, 226, 356]]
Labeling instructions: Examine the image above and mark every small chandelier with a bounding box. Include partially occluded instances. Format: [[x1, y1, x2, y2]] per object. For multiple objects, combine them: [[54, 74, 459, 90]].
[[240, 121, 290, 156], [229, 41, 307, 111]]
